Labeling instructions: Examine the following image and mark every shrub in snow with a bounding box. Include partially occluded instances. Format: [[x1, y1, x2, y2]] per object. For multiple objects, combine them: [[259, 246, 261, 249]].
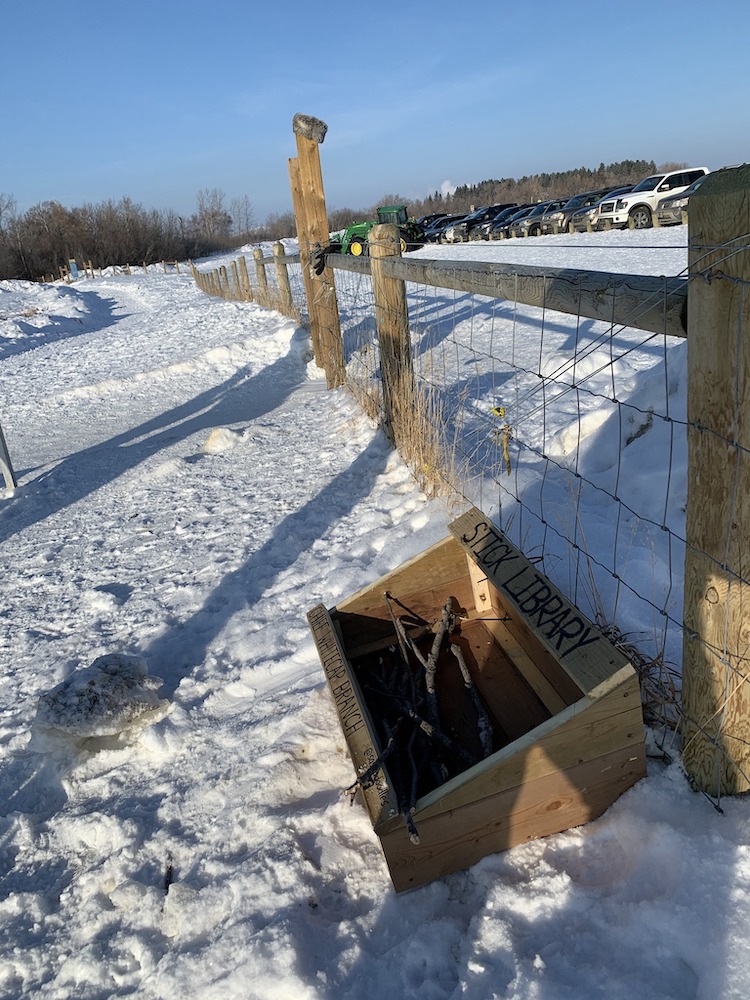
[[32, 653, 170, 751]]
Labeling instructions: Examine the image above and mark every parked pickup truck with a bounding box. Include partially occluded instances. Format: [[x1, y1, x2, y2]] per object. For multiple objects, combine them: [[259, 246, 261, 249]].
[[597, 167, 709, 229]]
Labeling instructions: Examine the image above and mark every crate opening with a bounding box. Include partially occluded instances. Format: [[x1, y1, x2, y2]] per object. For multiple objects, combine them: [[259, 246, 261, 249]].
[[345, 607, 563, 808]]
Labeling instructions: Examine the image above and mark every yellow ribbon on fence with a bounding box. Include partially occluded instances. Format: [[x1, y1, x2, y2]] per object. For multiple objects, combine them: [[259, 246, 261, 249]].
[[491, 406, 512, 476]]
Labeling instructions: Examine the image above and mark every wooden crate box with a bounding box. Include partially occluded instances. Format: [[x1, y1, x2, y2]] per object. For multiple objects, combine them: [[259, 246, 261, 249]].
[[307, 507, 646, 892]]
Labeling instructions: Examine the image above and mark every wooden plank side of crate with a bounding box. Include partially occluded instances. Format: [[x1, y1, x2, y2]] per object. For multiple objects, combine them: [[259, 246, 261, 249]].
[[465, 556, 572, 715], [449, 508, 633, 698], [332, 534, 474, 645], [410, 672, 645, 824], [307, 603, 400, 830], [382, 741, 644, 892]]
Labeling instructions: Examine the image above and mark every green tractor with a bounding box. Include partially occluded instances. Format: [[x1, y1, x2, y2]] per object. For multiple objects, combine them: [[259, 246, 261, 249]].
[[330, 205, 424, 256]]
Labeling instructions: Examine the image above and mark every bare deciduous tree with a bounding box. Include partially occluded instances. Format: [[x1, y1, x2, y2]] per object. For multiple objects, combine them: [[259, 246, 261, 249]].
[[194, 187, 232, 243], [230, 195, 254, 241]]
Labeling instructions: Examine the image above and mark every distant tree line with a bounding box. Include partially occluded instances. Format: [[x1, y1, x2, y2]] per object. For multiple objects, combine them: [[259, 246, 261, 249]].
[[0, 188, 257, 281], [0, 159, 668, 280], [343, 159, 663, 226], [409, 159, 662, 217]]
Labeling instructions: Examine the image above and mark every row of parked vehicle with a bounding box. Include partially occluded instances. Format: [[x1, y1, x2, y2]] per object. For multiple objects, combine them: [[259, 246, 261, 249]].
[[417, 166, 710, 242]]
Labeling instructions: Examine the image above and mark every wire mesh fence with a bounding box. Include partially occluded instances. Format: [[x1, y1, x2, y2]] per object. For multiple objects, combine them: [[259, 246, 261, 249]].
[[190, 177, 750, 802], [330, 245, 692, 743]]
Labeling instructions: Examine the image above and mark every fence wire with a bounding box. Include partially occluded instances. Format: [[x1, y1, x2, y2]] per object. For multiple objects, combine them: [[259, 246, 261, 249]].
[[330, 244, 750, 802], [191, 232, 750, 804]]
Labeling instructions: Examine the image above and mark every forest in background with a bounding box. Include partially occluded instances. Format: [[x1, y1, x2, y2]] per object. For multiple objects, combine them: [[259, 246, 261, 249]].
[[0, 159, 664, 280]]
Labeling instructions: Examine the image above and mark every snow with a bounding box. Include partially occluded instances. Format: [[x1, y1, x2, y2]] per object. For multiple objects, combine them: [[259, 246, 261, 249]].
[[1, 229, 749, 999]]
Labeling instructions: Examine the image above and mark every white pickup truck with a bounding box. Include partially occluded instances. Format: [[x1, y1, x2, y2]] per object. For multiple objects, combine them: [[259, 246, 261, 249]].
[[597, 166, 709, 229]]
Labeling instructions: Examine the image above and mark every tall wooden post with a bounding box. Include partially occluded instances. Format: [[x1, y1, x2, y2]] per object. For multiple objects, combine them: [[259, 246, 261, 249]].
[[288, 156, 322, 366], [368, 223, 415, 451], [291, 114, 344, 388], [682, 165, 750, 795]]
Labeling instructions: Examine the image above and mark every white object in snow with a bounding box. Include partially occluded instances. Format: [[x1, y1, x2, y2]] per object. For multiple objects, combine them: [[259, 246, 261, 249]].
[[33, 652, 170, 747]]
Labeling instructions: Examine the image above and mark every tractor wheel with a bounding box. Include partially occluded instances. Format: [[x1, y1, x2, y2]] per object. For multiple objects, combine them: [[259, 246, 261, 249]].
[[349, 238, 367, 256], [399, 236, 407, 253]]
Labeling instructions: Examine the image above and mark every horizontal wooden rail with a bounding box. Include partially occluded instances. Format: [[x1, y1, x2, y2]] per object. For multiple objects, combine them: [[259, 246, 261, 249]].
[[324, 253, 687, 339]]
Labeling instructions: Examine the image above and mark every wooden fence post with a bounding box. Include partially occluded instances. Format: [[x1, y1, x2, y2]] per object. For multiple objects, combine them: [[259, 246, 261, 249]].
[[291, 113, 344, 388], [253, 248, 270, 307], [368, 223, 415, 451], [273, 241, 294, 316], [0, 420, 17, 492], [288, 156, 322, 367], [239, 256, 253, 301], [220, 265, 230, 299], [231, 260, 241, 300], [682, 165, 750, 795]]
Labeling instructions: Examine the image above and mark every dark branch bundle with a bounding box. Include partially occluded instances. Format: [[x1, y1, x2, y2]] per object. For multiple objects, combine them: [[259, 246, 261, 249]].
[[345, 592, 495, 844]]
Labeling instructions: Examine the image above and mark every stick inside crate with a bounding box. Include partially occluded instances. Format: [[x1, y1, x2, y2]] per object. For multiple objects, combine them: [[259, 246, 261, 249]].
[[345, 588, 560, 845]]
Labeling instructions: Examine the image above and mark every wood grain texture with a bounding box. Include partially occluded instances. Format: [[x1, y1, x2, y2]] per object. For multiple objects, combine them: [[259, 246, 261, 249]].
[[682, 165, 750, 794], [290, 138, 344, 386], [383, 743, 645, 892], [321, 254, 686, 338]]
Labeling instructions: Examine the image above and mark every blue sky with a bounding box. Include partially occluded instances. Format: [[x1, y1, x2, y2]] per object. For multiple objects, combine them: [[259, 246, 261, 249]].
[[3, 0, 748, 224]]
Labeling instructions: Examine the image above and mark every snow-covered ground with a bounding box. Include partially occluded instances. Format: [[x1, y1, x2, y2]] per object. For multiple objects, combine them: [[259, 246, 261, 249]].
[[1, 230, 748, 1000]]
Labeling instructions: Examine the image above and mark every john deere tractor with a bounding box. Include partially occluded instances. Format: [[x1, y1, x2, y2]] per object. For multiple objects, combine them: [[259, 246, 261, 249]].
[[330, 205, 424, 256]]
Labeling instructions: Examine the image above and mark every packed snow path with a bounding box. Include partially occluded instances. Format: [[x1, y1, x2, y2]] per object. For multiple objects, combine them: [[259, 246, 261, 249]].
[[1, 257, 749, 999]]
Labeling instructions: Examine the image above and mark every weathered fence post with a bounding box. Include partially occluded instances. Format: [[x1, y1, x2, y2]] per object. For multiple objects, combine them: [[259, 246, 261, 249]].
[[253, 248, 270, 308], [220, 265, 230, 299], [290, 113, 344, 388], [272, 241, 294, 316], [368, 223, 415, 452], [230, 260, 241, 300], [682, 165, 750, 795], [288, 156, 322, 367], [238, 256, 252, 301], [0, 420, 17, 492]]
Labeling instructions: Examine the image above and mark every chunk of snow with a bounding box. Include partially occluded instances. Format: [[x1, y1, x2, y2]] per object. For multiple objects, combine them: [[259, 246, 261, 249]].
[[32, 653, 170, 748]]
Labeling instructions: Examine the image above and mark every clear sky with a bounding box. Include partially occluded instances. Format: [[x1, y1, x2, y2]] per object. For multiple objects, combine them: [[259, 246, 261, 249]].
[[2, 0, 748, 224]]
